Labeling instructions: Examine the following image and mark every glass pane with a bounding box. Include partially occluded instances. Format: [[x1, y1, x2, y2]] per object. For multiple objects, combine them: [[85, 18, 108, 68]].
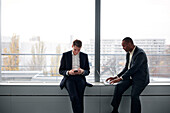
[[101, 0, 170, 83], [1, 0, 95, 82]]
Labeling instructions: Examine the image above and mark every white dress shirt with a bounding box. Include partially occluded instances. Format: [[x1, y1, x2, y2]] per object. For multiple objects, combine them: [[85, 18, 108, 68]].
[[128, 46, 136, 79], [66, 51, 80, 76], [128, 46, 136, 69], [72, 52, 80, 70], [119, 46, 136, 80]]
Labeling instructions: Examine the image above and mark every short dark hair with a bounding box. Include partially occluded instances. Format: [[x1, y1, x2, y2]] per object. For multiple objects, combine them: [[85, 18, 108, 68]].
[[122, 37, 134, 45], [73, 39, 82, 48]]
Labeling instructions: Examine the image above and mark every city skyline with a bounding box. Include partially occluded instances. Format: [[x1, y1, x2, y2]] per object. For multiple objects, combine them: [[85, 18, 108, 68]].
[[1, 35, 169, 54]]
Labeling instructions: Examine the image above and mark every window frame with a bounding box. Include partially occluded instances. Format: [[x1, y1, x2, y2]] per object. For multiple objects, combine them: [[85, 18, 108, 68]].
[[0, 0, 2, 81]]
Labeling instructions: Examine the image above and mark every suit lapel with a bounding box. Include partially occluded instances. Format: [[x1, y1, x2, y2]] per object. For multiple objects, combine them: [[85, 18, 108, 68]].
[[79, 52, 83, 68], [68, 51, 72, 69], [131, 46, 138, 60], [126, 53, 130, 68], [130, 46, 138, 67]]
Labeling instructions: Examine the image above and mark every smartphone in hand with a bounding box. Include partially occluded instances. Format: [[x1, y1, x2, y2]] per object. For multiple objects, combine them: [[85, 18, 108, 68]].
[[74, 70, 78, 72]]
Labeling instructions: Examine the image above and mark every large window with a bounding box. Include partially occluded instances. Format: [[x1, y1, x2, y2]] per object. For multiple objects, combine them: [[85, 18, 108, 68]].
[[1, 0, 95, 82], [101, 0, 170, 82], [1, 0, 170, 83]]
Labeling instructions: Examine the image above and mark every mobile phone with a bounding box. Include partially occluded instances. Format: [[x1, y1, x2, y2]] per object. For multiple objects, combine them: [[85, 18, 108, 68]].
[[74, 70, 78, 72]]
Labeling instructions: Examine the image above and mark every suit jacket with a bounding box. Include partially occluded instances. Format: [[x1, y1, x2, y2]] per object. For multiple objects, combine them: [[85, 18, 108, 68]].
[[59, 50, 92, 89], [117, 46, 150, 86]]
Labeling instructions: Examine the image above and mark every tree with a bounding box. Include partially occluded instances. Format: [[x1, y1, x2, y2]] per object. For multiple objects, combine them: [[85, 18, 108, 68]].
[[30, 40, 46, 72], [2, 34, 19, 71], [50, 44, 61, 76]]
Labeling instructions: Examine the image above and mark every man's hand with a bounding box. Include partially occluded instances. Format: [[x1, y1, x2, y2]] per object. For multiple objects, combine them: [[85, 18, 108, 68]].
[[106, 76, 118, 82], [110, 77, 122, 84], [78, 68, 84, 74], [68, 70, 76, 75], [68, 68, 84, 75], [74, 68, 84, 75]]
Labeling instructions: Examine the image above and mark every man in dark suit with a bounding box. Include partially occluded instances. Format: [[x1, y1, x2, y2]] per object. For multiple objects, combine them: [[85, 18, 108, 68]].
[[59, 39, 91, 113], [106, 37, 150, 113]]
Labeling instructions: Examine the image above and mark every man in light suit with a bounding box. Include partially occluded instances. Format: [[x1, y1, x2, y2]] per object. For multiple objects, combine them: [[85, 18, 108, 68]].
[[106, 37, 150, 113], [59, 39, 92, 113]]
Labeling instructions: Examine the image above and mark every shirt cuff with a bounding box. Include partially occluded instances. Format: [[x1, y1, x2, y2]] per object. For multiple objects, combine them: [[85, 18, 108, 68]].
[[120, 76, 123, 80], [66, 71, 69, 76], [81, 70, 85, 75]]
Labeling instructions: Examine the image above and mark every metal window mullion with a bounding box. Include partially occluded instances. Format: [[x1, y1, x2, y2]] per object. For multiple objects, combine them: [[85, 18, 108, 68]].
[[0, 0, 2, 81], [95, 0, 100, 82]]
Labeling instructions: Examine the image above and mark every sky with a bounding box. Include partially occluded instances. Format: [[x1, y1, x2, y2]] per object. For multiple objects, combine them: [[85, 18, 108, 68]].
[[1, 0, 170, 44], [1, 0, 95, 43], [101, 0, 170, 44]]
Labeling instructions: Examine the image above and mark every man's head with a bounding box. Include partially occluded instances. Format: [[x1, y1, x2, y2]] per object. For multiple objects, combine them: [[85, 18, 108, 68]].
[[122, 37, 135, 52], [72, 39, 82, 55]]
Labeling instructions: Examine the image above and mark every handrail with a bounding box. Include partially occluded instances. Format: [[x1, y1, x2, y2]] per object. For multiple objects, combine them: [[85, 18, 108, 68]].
[[1, 53, 170, 56]]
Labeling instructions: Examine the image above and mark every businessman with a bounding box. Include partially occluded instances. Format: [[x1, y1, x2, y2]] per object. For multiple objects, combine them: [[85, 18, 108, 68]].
[[59, 39, 92, 113], [106, 37, 150, 113]]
